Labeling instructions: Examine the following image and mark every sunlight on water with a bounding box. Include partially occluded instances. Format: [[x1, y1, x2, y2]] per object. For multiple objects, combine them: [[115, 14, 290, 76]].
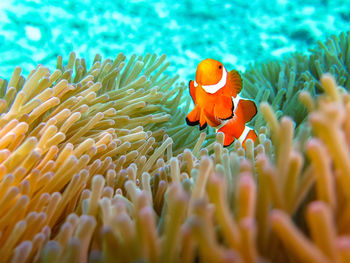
[[0, 0, 349, 80]]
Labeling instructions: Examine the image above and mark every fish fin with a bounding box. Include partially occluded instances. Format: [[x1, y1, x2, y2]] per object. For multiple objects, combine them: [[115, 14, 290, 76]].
[[228, 70, 242, 96], [200, 122, 207, 130], [199, 108, 207, 130], [239, 99, 257, 123], [242, 129, 257, 149], [186, 105, 200, 126], [204, 108, 222, 127], [217, 115, 245, 146], [214, 96, 234, 120], [221, 132, 235, 147], [189, 80, 196, 104]]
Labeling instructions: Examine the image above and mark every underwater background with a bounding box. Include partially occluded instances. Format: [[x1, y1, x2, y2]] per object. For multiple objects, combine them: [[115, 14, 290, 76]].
[[1, 0, 350, 80], [2, 1, 350, 263]]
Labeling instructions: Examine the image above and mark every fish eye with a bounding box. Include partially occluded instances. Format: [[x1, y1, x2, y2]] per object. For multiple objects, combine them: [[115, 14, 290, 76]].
[[219, 65, 222, 69]]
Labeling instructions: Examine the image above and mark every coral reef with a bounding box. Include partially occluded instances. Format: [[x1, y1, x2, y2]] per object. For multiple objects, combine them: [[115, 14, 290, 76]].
[[1, 32, 350, 262]]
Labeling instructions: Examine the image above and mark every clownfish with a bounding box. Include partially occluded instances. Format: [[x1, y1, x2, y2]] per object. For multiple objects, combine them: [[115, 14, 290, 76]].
[[185, 58, 257, 148]]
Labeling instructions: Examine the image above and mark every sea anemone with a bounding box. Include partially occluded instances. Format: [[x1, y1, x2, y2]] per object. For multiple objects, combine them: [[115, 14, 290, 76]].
[[0, 32, 350, 263], [243, 31, 350, 129]]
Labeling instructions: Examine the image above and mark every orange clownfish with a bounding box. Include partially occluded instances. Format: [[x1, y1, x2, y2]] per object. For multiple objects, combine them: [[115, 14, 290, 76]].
[[186, 58, 257, 148]]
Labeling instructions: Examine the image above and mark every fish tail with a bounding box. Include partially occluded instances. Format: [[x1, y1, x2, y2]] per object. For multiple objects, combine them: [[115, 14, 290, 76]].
[[241, 128, 257, 149], [219, 124, 257, 148]]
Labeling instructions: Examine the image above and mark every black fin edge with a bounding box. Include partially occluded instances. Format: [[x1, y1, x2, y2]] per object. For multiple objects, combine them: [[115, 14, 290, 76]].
[[199, 122, 207, 130], [223, 138, 235, 147], [186, 117, 199, 126], [218, 98, 235, 121]]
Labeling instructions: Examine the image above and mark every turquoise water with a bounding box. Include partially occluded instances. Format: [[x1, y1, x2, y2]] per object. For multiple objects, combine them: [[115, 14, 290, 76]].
[[0, 0, 349, 81]]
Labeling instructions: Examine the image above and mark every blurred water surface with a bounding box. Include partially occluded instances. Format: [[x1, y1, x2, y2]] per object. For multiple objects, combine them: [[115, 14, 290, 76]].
[[0, 0, 349, 80]]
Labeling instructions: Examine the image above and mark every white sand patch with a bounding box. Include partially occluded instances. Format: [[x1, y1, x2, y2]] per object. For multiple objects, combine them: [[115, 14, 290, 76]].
[[25, 25, 41, 41]]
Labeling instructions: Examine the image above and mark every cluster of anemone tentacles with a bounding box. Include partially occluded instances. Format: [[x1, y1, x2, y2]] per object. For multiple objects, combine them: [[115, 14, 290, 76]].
[[243, 31, 350, 130], [0, 32, 350, 263]]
